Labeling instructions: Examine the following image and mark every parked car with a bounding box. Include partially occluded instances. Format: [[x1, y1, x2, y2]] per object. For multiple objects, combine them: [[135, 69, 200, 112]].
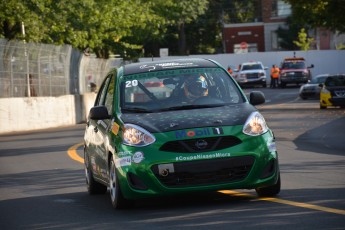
[[279, 57, 314, 87], [299, 74, 328, 99], [84, 58, 281, 209], [234, 61, 268, 88], [319, 74, 345, 109]]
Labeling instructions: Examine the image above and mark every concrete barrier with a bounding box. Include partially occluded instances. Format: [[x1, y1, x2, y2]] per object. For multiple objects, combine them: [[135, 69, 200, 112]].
[[0, 93, 96, 134]]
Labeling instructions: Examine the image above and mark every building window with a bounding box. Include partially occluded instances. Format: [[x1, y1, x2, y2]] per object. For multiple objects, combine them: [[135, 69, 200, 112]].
[[271, 0, 291, 18], [271, 31, 278, 50]]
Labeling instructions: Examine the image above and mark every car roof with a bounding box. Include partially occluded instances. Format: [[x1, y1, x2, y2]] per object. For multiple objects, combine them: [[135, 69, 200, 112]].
[[283, 57, 305, 62], [241, 61, 263, 65], [314, 74, 330, 78], [123, 58, 220, 75]]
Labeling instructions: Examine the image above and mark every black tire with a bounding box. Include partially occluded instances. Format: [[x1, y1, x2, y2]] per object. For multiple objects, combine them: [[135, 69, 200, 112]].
[[262, 83, 267, 88], [109, 157, 133, 209], [320, 104, 327, 109], [255, 174, 281, 197], [84, 150, 107, 194]]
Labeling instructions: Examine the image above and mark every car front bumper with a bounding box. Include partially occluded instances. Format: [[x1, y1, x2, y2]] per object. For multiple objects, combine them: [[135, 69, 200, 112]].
[[114, 126, 279, 200], [320, 93, 345, 107]]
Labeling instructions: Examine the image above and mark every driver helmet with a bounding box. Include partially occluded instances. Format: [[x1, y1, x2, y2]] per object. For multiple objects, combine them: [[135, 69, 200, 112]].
[[184, 74, 208, 100]]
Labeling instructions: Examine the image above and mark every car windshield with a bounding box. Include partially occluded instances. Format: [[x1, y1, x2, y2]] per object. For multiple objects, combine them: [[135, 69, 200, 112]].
[[310, 76, 327, 84], [120, 67, 244, 113], [325, 76, 345, 87], [242, 64, 262, 71], [282, 62, 305, 69]]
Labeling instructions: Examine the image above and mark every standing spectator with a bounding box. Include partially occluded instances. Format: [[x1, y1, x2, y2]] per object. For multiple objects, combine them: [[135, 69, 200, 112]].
[[227, 66, 233, 75], [270, 65, 280, 88]]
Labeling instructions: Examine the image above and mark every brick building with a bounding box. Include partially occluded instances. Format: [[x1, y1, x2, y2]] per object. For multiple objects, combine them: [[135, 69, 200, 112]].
[[222, 0, 290, 53], [222, 0, 344, 53]]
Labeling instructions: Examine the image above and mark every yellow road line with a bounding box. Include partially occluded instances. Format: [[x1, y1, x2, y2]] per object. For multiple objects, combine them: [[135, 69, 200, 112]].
[[218, 190, 345, 216], [67, 142, 84, 164], [67, 143, 345, 216]]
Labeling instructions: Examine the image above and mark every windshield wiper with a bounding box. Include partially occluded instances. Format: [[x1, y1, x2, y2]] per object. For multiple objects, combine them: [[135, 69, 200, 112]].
[[157, 104, 224, 112], [122, 107, 152, 113]]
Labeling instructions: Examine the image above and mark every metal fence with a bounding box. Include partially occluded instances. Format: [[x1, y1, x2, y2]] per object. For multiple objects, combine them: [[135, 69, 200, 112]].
[[0, 39, 72, 97], [78, 55, 123, 94], [0, 39, 124, 98]]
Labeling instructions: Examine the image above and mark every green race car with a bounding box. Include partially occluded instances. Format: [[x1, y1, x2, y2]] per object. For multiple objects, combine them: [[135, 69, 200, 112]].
[[84, 58, 280, 209]]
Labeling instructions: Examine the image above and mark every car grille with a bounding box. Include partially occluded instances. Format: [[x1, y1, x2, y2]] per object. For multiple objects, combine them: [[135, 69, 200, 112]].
[[151, 156, 255, 187], [287, 72, 304, 78], [159, 136, 242, 153], [246, 73, 260, 79], [333, 89, 345, 97]]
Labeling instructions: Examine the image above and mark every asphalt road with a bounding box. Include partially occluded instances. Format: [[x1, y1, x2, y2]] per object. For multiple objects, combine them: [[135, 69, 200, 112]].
[[1, 86, 344, 230]]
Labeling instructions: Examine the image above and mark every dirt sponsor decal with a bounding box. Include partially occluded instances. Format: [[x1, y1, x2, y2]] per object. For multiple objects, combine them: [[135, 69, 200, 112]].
[[115, 156, 131, 167], [175, 152, 231, 161], [112, 122, 120, 135], [132, 151, 144, 164], [118, 151, 132, 157]]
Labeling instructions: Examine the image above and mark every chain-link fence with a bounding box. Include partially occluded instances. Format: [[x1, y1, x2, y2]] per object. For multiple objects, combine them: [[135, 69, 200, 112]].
[[0, 38, 72, 97], [0, 38, 124, 98], [79, 55, 123, 94]]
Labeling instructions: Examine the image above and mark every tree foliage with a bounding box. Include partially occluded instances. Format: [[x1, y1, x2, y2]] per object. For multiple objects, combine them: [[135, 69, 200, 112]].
[[0, 0, 173, 58], [284, 0, 345, 33], [293, 28, 314, 51], [276, 17, 302, 50]]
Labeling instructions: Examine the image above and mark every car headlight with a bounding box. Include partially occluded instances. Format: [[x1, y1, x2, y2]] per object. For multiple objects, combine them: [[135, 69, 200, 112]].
[[243, 112, 269, 136], [123, 124, 155, 146]]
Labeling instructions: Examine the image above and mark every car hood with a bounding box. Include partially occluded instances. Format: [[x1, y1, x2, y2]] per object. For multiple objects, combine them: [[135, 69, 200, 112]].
[[120, 103, 257, 133], [240, 70, 265, 74], [281, 68, 306, 72], [302, 83, 319, 88]]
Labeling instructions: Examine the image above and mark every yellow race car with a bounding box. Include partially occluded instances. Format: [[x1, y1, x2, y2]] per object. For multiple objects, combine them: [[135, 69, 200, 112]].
[[319, 74, 345, 109]]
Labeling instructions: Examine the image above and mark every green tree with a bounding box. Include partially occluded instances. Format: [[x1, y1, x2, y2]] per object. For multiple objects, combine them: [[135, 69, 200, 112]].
[[276, 17, 302, 50], [0, 0, 50, 42], [293, 28, 314, 51], [0, 0, 169, 58], [167, 0, 209, 55], [284, 0, 345, 33]]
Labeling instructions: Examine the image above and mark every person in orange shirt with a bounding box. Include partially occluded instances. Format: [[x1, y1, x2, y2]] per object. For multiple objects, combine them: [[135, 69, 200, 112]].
[[227, 66, 233, 75], [270, 65, 280, 88]]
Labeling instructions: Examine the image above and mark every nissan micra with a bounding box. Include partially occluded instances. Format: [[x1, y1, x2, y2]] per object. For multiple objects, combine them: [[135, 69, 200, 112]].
[[84, 58, 280, 209]]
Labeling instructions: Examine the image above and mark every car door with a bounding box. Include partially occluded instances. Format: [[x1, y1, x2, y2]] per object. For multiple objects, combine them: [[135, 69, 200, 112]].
[[94, 73, 116, 180], [87, 74, 114, 179]]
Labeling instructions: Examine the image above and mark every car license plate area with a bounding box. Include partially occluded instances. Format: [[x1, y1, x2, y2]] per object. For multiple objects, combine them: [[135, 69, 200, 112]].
[[151, 156, 255, 187]]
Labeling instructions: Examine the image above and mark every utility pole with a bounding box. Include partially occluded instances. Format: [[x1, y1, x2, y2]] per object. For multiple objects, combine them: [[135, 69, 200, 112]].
[[22, 21, 30, 97]]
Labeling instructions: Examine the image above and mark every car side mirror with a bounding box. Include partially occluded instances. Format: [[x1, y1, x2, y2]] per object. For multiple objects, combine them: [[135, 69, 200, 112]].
[[318, 83, 324, 88], [308, 64, 314, 68], [249, 91, 265, 105], [89, 106, 111, 120]]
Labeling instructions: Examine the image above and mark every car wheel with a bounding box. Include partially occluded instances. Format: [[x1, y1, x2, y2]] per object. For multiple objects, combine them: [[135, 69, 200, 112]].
[[320, 104, 327, 109], [255, 174, 281, 197], [262, 83, 267, 88], [84, 151, 107, 194], [109, 157, 132, 209], [300, 96, 307, 100]]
